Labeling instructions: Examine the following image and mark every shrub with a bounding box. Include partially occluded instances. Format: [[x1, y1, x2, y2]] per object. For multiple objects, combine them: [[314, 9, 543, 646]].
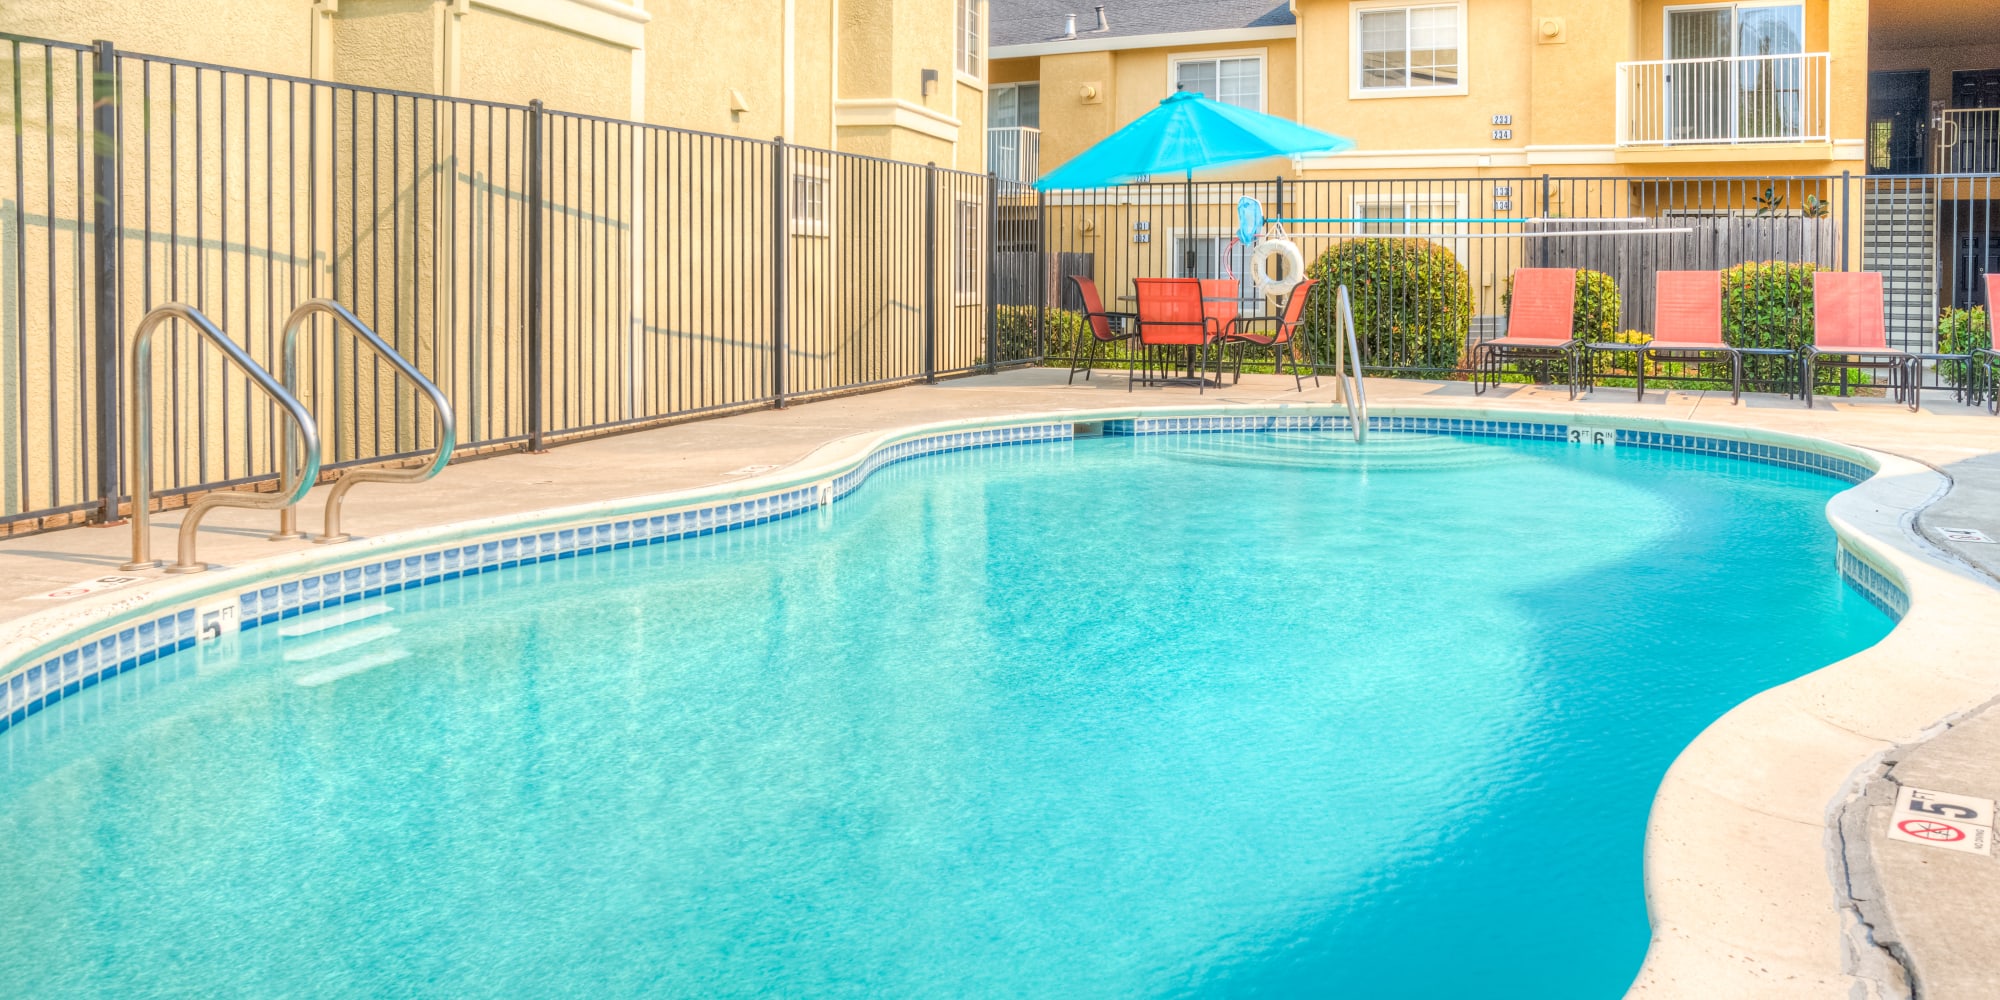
[[1009, 305, 1142, 370], [1937, 305, 1991, 389], [1299, 238, 1471, 374], [1715, 261, 1879, 394]]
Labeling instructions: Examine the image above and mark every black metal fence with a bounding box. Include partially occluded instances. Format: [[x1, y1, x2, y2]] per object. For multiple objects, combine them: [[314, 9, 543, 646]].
[[1, 34, 1020, 532], [1025, 173, 1998, 392]]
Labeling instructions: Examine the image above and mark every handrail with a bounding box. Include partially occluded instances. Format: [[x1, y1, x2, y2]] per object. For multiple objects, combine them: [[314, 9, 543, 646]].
[[121, 303, 322, 573], [1333, 285, 1369, 444], [272, 299, 457, 544]]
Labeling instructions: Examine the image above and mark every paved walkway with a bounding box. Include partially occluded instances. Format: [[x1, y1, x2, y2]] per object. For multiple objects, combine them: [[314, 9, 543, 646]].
[[2, 367, 1997, 996]]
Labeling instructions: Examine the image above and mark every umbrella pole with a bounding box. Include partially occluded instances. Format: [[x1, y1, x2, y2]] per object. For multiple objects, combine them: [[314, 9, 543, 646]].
[[1184, 171, 1194, 277]]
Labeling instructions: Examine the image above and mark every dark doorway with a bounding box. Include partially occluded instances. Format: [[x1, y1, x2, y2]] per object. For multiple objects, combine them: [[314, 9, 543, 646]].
[[1868, 70, 1929, 174], [1951, 69, 2000, 109]]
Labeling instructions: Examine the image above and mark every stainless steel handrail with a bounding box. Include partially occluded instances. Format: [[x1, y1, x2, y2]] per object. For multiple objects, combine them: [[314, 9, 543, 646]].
[[272, 299, 457, 543], [121, 303, 323, 574], [1333, 284, 1369, 444]]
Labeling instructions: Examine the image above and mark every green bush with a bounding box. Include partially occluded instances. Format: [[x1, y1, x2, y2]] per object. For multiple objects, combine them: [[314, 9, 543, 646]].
[[1717, 261, 1869, 394], [1300, 238, 1471, 374], [1937, 305, 1991, 389], [1010, 305, 1142, 370]]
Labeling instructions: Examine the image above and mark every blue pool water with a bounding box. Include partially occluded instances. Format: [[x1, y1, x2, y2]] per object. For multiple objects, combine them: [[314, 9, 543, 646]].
[[0, 431, 1893, 998]]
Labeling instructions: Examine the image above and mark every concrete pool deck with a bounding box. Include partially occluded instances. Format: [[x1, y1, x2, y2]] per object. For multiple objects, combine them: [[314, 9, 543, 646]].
[[0, 367, 1996, 997]]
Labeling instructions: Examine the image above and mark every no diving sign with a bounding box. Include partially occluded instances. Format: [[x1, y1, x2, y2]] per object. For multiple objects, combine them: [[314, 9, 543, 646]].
[[1885, 786, 1995, 857]]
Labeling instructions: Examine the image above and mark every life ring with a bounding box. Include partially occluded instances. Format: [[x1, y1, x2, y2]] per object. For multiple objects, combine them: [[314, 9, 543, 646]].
[[1250, 238, 1305, 299]]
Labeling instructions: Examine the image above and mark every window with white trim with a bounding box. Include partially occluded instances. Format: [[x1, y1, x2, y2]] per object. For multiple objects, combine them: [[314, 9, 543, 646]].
[[1173, 55, 1263, 111], [1356, 3, 1462, 92], [955, 198, 982, 299], [1353, 193, 1468, 265], [989, 83, 1040, 128], [956, 0, 981, 78], [790, 164, 830, 237]]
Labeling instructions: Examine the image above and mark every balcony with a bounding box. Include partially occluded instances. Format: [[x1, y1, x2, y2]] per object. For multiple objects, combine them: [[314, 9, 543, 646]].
[[1937, 109, 2000, 174], [987, 126, 1040, 185], [1616, 53, 1830, 148]]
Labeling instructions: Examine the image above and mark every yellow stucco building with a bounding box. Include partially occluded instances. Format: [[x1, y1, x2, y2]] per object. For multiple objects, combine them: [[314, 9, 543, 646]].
[[10, 0, 993, 172]]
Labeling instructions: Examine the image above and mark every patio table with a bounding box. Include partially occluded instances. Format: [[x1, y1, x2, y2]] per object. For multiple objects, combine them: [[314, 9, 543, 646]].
[[1119, 287, 1259, 386]]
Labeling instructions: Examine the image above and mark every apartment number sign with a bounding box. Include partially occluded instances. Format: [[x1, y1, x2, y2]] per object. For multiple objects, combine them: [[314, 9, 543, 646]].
[[1491, 114, 1513, 141]]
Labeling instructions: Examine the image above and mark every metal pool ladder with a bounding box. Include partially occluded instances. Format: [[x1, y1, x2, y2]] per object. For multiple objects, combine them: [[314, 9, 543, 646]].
[[1331, 284, 1370, 443], [271, 299, 456, 544], [122, 304, 323, 574]]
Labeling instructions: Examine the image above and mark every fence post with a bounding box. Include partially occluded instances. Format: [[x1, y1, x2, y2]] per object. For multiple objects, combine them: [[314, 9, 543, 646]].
[[1537, 174, 1552, 268], [772, 137, 790, 407], [924, 162, 938, 384], [524, 99, 547, 452], [91, 40, 123, 525], [1035, 188, 1047, 358], [985, 171, 999, 374], [1839, 169, 1851, 272]]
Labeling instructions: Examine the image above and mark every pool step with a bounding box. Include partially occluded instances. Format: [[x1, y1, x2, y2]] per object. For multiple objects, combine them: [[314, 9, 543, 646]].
[[293, 647, 413, 688], [277, 602, 394, 638], [282, 624, 400, 663]]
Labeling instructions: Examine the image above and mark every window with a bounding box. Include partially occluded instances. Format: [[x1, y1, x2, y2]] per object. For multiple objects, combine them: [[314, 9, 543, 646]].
[[1353, 194, 1468, 266], [791, 164, 830, 237], [955, 199, 982, 299], [1354, 3, 1462, 94], [989, 83, 1040, 129], [1173, 234, 1255, 303], [1663, 3, 1807, 141], [1172, 55, 1263, 111], [956, 0, 981, 78]]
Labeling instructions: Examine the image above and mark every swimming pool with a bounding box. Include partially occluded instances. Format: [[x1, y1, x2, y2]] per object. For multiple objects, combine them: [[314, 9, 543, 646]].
[[0, 425, 1894, 998]]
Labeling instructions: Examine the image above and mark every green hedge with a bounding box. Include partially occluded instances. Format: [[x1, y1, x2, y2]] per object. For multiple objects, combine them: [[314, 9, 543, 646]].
[[1008, 305, 1141, 369], [1300, 239, 1471, 374], [1717, 261, 1869, 393], [1937, 305, 1991, 389]]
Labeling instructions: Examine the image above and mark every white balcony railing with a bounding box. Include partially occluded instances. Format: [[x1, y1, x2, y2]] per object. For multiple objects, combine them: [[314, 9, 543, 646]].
[[987, 126, 1040, 185], [1938, 108, 2000, 174], [1616, 52, 1829, 147]]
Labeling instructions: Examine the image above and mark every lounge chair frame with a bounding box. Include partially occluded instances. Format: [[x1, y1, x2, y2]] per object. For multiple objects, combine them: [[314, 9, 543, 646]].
[[1473, 268, 1579, 400]]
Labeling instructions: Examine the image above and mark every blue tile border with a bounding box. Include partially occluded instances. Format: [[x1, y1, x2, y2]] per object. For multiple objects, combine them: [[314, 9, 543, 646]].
[[1839, 544, 1910, 621], [1615, 430, 1872, 484], [0, 414, 1903, 737], [0, 422, 1075, 737], [1101, 414, 1568, 441]]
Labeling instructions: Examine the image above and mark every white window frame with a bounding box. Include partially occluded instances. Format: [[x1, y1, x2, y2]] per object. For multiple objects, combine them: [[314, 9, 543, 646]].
[[1167, 49, 1268, 113], [1349, 1, 1469, 100], [955, 0, 982, 83], [790, 161, 832, 238], [954, 197, 983, 303]]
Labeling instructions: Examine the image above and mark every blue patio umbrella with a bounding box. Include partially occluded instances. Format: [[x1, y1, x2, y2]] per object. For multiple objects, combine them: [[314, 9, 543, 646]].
[[1033, 90, 1352, 275]]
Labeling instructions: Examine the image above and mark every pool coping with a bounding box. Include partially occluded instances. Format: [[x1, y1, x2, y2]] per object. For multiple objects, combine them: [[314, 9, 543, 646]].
[[0, 401, 1993, 997]]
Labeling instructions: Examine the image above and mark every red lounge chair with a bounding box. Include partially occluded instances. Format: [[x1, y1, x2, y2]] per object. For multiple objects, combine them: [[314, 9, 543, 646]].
[[1474, 268, 1579, 399], [1066, 275, 1139, 384], [1222, 279, 1321, 391], [1132, 277, 1223, 393], [1804, 272, 1914, 411], [1626, 271, 1744, 404]]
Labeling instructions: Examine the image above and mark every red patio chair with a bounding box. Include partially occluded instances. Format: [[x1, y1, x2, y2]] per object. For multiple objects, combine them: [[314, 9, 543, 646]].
[[1633, 271, 1743, 404], [1131, 277, 1223, 393], [1221, 279, 1321, 391], [1066, 274, 1138, 384], [1474, 268, 1579, 399], [1804, 271, 1914, 410]]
